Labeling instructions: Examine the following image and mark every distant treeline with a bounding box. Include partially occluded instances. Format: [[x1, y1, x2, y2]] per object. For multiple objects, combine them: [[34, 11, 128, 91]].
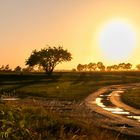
[[0, 65, 40, 73], [76, 62, 140, 72], [1, 63, 140, 73]]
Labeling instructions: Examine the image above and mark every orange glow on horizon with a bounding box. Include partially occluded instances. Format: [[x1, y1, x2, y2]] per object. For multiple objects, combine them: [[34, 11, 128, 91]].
[[0, 0, 140, 69]]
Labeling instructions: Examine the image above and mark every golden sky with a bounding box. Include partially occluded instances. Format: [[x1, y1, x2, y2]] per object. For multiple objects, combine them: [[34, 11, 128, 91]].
[[0, 0, 140, 69]]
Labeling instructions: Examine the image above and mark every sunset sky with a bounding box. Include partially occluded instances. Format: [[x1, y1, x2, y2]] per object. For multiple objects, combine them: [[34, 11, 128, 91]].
[[0, 0, 140, 69]]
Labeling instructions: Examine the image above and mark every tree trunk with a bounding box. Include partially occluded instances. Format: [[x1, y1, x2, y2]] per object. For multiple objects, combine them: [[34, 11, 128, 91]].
[[45, 67, 54, 75], [46, 71, 53, 75]]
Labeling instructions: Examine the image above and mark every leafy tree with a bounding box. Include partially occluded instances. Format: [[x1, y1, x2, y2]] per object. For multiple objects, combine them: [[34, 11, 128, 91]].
[[88, 63, 97, 71], [106, 66, 112, 71], [112, 65, 119, 71], [97, 62, 105, 71], [88, 63, 93, 71], [0, 65, 4, 71], [4, 64, 12, 71], [14, 66, 22, 72], [26, 46, 72, 75], [125, 63, 132, 70], [83, 64, 88, 71], [92, 63, 97, 71], [37, 65, 44, 72], [71, 68, 76, 72], [5, 64, 10, 71], [118, 63, 132, 71], [22, 66, 34, 72], [136, 64, 140, 70], [118, 63, 126, 70], [77, 64, 84, 71]]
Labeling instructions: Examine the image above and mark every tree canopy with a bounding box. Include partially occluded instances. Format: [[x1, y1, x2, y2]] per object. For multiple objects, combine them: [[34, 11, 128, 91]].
[[76, 62, 133, 72], [26, 46, 72, 74]]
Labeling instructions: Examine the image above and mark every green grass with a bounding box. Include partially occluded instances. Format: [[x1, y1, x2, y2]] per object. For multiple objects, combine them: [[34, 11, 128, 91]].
[[0, 72, 140, 139], [0, 103, 136, 140], [122, 89, 140, 109], [0, 71, 140, 101], [0, 104, 89, 140]]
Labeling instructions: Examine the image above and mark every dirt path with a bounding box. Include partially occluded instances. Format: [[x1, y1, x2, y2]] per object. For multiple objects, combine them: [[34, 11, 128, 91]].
[[4, 82, 140, 137], [85, 83, 140, 136], [110, 89, 140, 115]]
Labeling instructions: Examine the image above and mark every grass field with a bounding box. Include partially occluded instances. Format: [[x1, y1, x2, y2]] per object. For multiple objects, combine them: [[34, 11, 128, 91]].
[[122, 88, 140, 109], [0, 71, 140, 101], [0, 103, 135, 140], [0, 71, 140, 140]]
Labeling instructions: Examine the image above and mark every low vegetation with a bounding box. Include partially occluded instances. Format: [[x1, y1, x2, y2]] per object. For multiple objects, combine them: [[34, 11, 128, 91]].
[[0, 103, 91, 140], [0, 102, 136, 140], [0, 72, 140, 101], [122, 88, 140, 109], [0, 72, 140, 139]]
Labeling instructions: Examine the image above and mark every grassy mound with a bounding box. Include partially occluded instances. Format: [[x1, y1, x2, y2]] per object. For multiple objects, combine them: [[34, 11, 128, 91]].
[[0, 71, 140, 101], [0, 103, 135, 140], [121, 89, 140, 109]]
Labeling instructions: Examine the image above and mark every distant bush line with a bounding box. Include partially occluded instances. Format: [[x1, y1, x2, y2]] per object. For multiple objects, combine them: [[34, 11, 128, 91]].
[[76, 62, 140, 72], [1, 62, 140, 73]]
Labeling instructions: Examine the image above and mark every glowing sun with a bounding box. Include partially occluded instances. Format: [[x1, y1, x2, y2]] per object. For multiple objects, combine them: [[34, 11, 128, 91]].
[[98, 20, 137, 62]]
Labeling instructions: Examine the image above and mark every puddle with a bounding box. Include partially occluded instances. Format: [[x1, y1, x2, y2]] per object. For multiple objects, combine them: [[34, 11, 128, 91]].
[[98, 92, 114, 107], [112, 111, 130, 115], [103, 107, 123, 112], [100, 94, 111, 97], [95, 98, 105, 108], [95, 90, 140, 123], [112, 123, 133, 128], [113, 93, 120, 96], [1, 97, 20, 101], [127, 116, 140, 122], [114, 91, 124, 93]]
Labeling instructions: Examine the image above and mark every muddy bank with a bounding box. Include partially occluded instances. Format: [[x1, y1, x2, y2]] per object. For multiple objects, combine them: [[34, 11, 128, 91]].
[[85, 83, 140, 136]]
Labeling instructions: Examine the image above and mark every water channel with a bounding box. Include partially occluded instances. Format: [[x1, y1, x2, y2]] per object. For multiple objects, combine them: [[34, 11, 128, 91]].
[[95, 90, 140, 122]]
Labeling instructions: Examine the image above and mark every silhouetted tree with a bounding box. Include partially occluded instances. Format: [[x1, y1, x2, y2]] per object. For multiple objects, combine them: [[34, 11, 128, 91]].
[[5, 65, 10, 71], [136, 64, 140, 70], [118, 63, 126, 70], [4, 65, 12, 71], [77, 62, 133, 72], [37, 65, 44, 72], [77, 64, 84, 71], [14, 66, 22, 72], [22, 66, 34, 72], [88, 63, 97, 71], [97, 62, 105, 71], [125, 63, 132, 70], [83, 64, 88, 71], [88, 63, 93, 71], [106, 66, 112, 71], [72, 68, 76, 72], [92, 63, 97, 71], [118, 63, 132, 71], [0, 65, 4, 71], [26, 46, 72, 75], [112, 65, 119, 71]]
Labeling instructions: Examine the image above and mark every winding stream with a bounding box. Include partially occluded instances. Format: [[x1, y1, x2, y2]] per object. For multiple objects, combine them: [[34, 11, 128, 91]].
[[1, 97, 20, 101], [95, 90, 140, 122]]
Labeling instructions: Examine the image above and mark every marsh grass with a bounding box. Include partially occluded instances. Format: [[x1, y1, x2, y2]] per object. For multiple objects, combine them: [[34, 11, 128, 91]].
[[0, 72, 140, 101], [122, 89, 140, 109], [0, 102, 134, 140], [0, 72, 140, 139]]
